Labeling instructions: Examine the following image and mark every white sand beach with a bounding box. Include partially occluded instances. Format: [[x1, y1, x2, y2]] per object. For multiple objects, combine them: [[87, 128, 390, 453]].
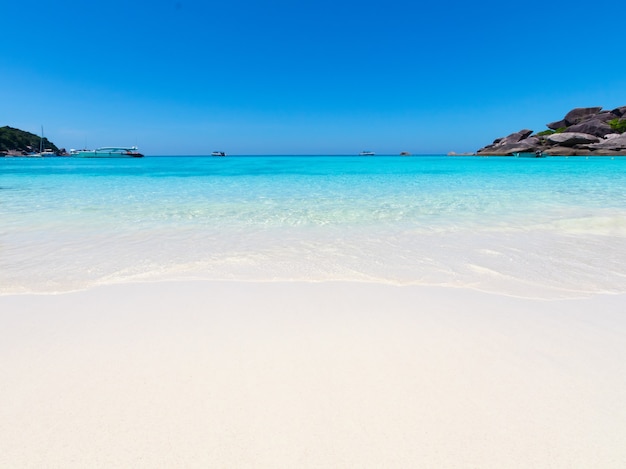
[[1, 281, 625, 468]]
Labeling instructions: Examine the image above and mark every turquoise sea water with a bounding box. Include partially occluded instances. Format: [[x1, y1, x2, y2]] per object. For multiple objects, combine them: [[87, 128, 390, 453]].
[[2, 155, 626, 297]]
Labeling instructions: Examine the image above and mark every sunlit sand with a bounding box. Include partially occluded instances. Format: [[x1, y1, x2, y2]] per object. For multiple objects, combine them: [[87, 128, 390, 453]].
[[2, 281, 625, 467]]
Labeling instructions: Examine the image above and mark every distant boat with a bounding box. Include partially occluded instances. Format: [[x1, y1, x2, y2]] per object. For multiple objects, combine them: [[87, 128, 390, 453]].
[[70, 146, 144, 158], [211, 151, 226, 157], [359, 151, 375, 156], [513, 151, 545, 158], [26, 126, 46, 157]]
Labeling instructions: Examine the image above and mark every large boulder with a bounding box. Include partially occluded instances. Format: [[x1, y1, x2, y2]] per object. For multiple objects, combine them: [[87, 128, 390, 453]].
[[476, 129, 535, 155], [505, 138, 544, 154], [518, 136, 541, 147], [565, 119, 613, 137], [563, 107, 602, 125], [543, 146, 583, 156], [476, 143, 523, 156], [547, 119, 567, 130], [499, 129, 533, 145], [477, 136, 542, 156], [595, 111, 621, 122], [611, 106, 626, 117], [588, 133, 626, 150], [546, 132, 599, 146]]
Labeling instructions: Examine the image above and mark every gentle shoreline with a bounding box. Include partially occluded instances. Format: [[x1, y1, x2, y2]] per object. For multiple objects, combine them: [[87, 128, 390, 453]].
[[4, 155, 626, 300], [2, 280, 625, 468]]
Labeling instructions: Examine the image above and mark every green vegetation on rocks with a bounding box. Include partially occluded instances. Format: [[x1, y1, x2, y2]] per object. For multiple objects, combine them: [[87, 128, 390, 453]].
[[608, 118, 626, 134]]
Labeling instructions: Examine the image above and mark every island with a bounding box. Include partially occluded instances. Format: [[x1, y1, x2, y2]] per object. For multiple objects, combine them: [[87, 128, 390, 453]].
[[0, 126, 65, 156], [477, 105, 626, 156]]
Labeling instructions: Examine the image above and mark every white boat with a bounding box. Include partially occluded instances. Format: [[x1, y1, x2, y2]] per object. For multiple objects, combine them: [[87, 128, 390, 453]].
[[514, 151, 545, 158], [26, 126, 47, 157], [27, 150, 55, 157], [359, 151, 375, 156], [70, 146, 144, 158], [211, 151, 226, 156]]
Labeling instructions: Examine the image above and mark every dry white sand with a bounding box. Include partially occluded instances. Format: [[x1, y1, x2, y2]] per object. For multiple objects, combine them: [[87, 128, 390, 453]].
[[1, 281, 625, 468]]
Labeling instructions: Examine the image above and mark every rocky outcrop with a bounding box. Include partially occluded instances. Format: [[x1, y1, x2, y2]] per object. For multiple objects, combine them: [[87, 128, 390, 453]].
[[547, 119, 567, 130], [477, 130, 534, 155], [588, 133, 626, 150], [565, 119, 613, 137], [546, 132, 599, 146], [564, 107, 602, 125], [611, 106, 626, 117], [477, 106, 626, 156]]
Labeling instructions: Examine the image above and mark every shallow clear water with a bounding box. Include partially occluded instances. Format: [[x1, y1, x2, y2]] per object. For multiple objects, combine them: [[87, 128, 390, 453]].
[[2, 155, 626, 297]]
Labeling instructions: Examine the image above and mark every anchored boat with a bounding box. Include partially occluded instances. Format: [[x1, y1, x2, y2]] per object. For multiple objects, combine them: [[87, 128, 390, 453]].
[[70, 146, 144, 158], [513, 151, 545, 158]]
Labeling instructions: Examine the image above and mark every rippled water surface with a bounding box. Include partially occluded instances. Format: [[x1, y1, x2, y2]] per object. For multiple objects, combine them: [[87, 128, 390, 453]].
[[2, 155, 626, 297]]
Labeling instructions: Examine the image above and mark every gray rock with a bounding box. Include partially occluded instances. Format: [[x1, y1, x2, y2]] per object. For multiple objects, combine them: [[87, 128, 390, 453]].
[[611, 106, 626, 117], [591, 149, 625, 156], [507, 141, 542, 154], [476, 143, 519, 156], [479, 143, 497, 152], [476, 129, 534, 155], [543, 146, 581, 156], [595, 112, 620, 122], [477, 137, 543, 156], [519, 136, 540, 147], [547, 119, 567, 130], [565, 119, 613, 137], [476, 105, 626, 155], [588, 133, 626, 150], [564, 107, 602, 126], [547, 132, 600, 146], [499, 129, 533, 145]]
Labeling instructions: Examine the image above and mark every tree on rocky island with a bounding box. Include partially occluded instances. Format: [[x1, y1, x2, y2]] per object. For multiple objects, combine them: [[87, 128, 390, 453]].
[[0, 126, 60, 155]]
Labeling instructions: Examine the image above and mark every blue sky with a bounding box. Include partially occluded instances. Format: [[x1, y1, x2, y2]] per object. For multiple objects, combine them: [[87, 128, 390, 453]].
[[2, 0, 625, 155]]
